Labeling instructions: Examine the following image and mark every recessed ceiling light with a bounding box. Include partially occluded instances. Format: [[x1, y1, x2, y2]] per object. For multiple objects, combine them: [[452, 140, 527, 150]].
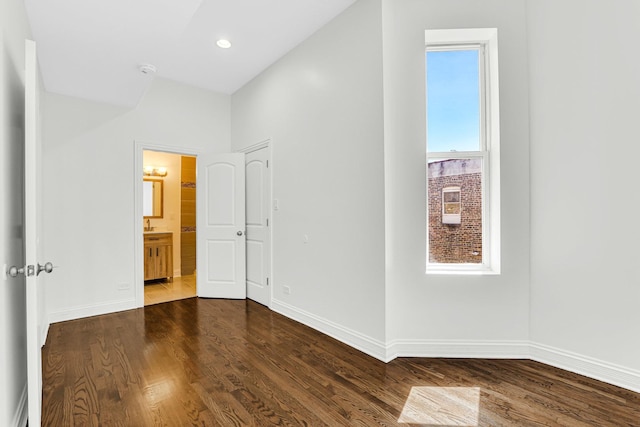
[[216, 39, 232, 49]]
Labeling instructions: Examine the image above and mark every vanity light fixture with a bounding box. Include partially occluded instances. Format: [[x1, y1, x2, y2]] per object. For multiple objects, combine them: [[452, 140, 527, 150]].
[[143, 166, 168, 177], [216, 39, 232, 49]]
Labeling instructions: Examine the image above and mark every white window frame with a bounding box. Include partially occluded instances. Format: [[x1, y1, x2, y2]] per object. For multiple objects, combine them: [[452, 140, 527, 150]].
[[425, 28, 501, 275]]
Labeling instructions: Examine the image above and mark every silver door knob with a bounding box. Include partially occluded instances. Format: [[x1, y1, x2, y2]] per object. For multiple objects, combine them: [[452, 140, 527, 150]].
[[37, 262, 54, 275], [237, 230, 243, 236], [8, 266, 25, 278]]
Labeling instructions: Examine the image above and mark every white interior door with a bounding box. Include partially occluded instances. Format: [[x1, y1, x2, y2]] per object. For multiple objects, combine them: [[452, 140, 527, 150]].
[[196, 153, 246, 298], [25, 39, 49, 427], [245, 146, 271, 306]]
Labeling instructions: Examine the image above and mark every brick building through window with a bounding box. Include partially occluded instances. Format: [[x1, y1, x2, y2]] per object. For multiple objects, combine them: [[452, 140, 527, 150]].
[[428, 158, 482, 264]]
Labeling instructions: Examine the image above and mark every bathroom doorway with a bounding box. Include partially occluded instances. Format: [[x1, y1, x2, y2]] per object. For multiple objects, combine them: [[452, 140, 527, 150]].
[[141, 149, 197, 305]]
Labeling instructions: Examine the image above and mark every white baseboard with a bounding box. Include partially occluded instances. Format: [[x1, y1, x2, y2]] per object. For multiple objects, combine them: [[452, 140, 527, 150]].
[[530, 342, 640, 393], [386, 339, 530, 362], [270, 298, 387, 361], [268, 301, 640, 392], [48, 298, 137, 324], [11, 383, 27, 427], [386, 340, 639, 393]]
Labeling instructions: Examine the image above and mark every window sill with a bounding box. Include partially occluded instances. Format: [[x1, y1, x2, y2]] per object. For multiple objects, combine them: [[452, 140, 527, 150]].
[[426, 267, 500, 276]]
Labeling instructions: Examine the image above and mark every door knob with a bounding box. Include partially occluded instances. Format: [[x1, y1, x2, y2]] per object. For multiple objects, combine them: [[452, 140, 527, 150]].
[[7, 265, 35, 277], [7, 262, 54, 278], [237, 230, 243, 236], [37, 262, 54, 275], [8, 266, 25, 278]]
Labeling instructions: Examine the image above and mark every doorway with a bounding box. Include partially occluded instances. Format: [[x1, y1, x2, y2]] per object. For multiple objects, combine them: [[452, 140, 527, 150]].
[[142, 150, 197, 305], [134, 142, 272, 307], [134, 142, 199, 307]]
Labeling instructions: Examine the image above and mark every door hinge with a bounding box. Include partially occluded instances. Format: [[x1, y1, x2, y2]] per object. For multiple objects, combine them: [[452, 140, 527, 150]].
[[266, 218, 269, 227], [266, 277, 269, 286], [266, 160, 269, 168]]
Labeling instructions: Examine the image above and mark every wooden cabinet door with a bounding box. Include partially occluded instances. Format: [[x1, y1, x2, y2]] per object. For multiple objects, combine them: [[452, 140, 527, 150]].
[[144, 233, 173, 281], [144, 244, 155, 280], [156, 245, 169, 279]]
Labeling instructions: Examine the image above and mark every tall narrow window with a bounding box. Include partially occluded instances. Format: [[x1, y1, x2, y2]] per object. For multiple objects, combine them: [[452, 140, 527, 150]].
[[426, 28, 500, 274]]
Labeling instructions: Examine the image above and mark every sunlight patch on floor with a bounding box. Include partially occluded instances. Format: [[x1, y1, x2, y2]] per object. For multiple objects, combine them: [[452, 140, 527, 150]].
[[143, 377, 176, 405], [398, 386, 480, 426]]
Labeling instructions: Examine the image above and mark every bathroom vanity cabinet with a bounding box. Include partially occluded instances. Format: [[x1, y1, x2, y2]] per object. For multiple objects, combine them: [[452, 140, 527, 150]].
[[144, 232, 173, 281]]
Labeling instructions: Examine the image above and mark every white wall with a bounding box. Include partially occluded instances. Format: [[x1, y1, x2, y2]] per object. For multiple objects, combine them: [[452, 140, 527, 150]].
[[528, 0, 640, 377], [231, 0, 387, 354], [143, 150, 182, 277], [382, 0, 531, 355], [42, 77, 230, 322], [28, 0, 640, 402], [0, 0, 32, 424]]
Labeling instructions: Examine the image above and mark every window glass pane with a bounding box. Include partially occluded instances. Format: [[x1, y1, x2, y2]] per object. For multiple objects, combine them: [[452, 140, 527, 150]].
[[428, 158, 482, 264], [443, 189, 461, 214], [426, 49, 480, 152]]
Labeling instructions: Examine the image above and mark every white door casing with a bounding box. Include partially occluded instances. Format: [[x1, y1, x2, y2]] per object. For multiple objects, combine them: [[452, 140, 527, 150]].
[[197, 153, 246, 299], [245, 146, 272, 307]]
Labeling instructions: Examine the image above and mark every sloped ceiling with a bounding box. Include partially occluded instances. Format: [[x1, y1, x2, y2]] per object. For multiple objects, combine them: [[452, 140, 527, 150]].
[[25, 0, 356, 107]]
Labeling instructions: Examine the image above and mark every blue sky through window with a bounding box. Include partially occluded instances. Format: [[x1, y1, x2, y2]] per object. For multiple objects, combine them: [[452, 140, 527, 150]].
[[426, 49, 480, 152]]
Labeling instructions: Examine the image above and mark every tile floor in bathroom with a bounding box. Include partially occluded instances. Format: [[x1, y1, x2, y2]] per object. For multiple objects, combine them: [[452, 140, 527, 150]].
[[144, 274, 196, 305]]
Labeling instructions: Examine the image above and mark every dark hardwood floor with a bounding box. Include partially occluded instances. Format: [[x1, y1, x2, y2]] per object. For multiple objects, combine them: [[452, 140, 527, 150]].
[[42, 298, 640, 426]]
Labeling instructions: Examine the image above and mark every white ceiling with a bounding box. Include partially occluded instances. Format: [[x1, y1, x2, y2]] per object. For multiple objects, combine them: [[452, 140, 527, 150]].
[[25, 0, 356, 107]]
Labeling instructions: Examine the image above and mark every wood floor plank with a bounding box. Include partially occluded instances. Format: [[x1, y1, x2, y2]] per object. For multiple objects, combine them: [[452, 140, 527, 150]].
[[42, 298, 640, 426]]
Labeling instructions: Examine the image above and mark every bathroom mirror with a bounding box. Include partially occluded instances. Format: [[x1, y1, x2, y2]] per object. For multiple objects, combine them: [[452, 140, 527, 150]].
[[143, 178, 163, 218]]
